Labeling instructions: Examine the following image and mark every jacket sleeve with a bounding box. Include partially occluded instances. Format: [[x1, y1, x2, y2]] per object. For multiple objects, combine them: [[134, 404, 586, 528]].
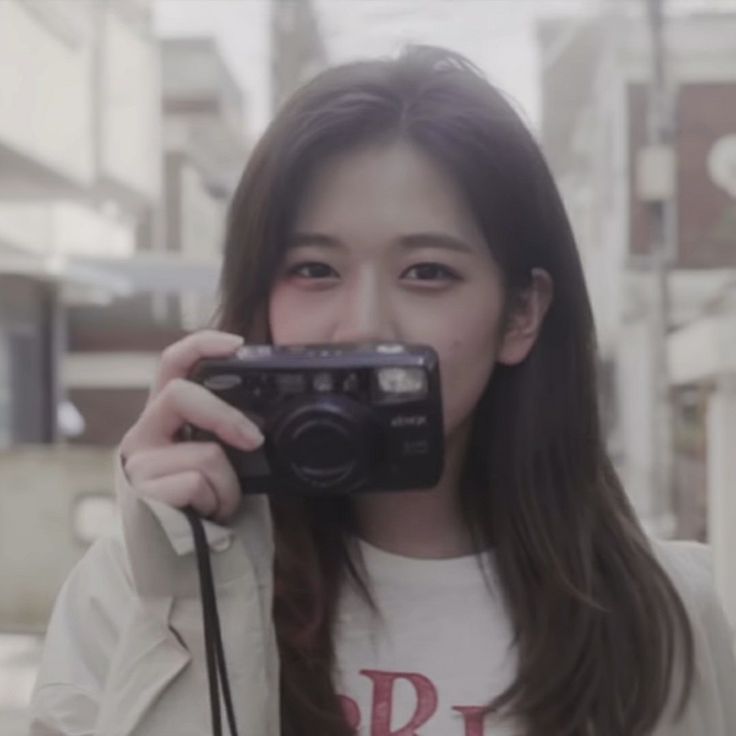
[[681, 542, 736, 733], [28, 449, 279, 736], [653, 539, 736, 735], [28, 530, 188, 736]]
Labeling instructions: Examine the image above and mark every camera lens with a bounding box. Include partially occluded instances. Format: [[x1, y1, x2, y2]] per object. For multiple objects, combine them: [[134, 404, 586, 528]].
[[268, 396, 379, 494]]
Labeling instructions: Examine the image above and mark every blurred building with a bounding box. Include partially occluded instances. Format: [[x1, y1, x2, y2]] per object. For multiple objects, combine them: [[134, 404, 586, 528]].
[[0, 1, 162, 718], [271, 0, 327, 111], [65, 36, 248, 446], [537, 7, 736, 619], [0, 1, 248, 637], [0, 0, 159, 447]]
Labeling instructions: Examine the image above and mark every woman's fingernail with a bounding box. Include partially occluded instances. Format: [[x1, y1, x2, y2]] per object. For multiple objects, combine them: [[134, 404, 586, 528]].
[[238, 422, 264, 449]]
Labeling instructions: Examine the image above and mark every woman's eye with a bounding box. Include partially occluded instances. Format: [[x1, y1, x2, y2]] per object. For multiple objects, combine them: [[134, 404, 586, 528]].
[[402, 263, 459, 282], [287, 262, 337, 279]]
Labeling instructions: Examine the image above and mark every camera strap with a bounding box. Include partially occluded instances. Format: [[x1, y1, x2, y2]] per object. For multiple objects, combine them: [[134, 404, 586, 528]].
[[183, 507, 240, 736]]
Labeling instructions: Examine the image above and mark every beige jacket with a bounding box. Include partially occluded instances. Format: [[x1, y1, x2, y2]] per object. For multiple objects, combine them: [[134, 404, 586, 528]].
[[29, 450, 736, 735]]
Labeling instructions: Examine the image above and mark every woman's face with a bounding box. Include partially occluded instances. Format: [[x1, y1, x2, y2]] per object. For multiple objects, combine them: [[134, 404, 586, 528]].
[[269, 140, 534, 440]]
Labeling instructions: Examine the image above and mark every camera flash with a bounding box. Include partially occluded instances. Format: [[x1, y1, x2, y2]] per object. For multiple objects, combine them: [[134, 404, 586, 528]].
[[377, 367, 426, 395]]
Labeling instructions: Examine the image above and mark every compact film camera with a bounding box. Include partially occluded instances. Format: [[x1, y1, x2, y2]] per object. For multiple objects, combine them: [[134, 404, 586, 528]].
[[184, 342, 444, 496]]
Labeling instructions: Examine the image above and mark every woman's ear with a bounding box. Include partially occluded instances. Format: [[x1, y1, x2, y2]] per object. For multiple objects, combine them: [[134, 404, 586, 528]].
[[497, 268, 554, 366]]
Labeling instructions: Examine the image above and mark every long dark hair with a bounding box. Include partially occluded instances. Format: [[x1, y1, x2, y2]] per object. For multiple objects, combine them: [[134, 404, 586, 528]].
[[214, 46, 694, 736]]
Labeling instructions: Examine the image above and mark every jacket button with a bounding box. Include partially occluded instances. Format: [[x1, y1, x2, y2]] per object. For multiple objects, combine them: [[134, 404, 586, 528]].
[[211, 536, 232, 552]]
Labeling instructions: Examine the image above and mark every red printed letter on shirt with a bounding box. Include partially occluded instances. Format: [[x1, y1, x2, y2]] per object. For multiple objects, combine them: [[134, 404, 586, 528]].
[[360, 670, 438, 736]]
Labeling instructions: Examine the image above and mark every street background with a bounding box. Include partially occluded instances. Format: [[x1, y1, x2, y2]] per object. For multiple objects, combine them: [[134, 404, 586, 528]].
[[1, 0, 735, 732]]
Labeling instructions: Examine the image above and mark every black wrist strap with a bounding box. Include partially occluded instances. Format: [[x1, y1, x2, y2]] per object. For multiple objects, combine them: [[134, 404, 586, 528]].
[[183, 507, 240, 736]]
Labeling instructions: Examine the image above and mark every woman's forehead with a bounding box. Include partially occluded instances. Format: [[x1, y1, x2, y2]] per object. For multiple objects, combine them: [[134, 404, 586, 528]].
[[292, 140, 487, 251]]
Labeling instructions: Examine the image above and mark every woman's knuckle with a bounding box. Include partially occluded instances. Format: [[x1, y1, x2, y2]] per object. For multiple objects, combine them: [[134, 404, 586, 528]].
[[193, 477, 214, 506], [161, 377, 187, 403], [197, 472, 212, 496], [160, 343, 179, 366], [123, 452, 140, 476], [176, 473, 196, 500], [222, 485, 240, 513], [171, 377, 190, 394], [121, 425, 142, 452]]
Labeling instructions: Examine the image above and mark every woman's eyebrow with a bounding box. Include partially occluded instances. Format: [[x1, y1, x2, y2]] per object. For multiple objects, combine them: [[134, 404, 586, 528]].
[[398, 232, 476, 254], [287, 233, 344, 249], [289, 231, 476, 253]]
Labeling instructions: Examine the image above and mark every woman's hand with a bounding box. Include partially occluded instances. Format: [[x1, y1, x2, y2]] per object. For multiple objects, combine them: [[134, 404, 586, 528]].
[[119, 330, 264, 523]]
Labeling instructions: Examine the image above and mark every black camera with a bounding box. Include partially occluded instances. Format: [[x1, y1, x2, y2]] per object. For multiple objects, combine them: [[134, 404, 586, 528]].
[[185, 342, 444, 496]]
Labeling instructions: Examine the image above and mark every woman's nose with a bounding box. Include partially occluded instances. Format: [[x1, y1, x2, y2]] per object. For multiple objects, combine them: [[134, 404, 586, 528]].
[[331, 274, 395, 344]]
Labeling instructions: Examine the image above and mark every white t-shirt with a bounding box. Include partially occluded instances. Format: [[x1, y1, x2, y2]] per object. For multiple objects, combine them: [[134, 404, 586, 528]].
[[333, 538, 521, 736]]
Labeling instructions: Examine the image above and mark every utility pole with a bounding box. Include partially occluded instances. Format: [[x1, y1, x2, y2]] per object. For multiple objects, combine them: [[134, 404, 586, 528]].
[[640, 0, 676, 535]]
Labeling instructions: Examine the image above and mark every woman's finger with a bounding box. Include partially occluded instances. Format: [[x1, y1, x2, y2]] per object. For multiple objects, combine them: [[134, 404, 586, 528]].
[[147, 330, 244, 403], [122, 378, 263, 455], [123, 442, 243, 521], [134, 471, 220, 519]]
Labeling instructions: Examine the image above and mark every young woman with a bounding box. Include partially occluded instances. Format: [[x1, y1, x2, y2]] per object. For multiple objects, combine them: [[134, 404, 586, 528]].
[[30, 46, 736, 736]]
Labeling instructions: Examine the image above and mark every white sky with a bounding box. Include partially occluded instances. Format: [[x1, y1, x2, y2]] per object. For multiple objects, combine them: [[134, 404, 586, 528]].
[[154, 0, 597, 139]]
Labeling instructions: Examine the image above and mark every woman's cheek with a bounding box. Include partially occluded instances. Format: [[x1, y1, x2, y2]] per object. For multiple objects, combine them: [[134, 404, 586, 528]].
[[436, 331, 498, 436], [269, 286, 330, 344], [268, 284, 292, 343], [441, 364, 493, 437]]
